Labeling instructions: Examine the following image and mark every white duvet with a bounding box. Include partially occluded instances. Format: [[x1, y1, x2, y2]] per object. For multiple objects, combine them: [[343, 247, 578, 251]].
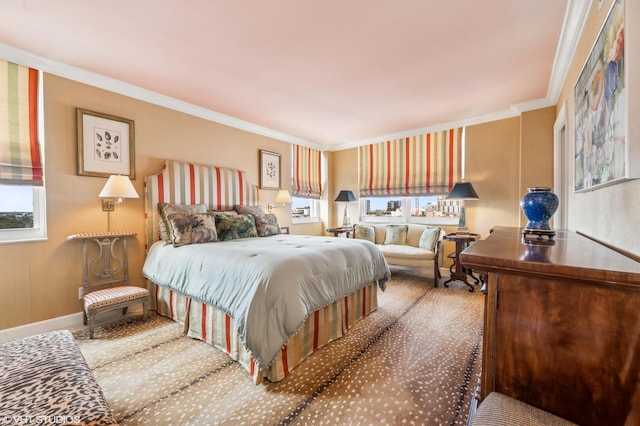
[[142, 234, 390, 368]]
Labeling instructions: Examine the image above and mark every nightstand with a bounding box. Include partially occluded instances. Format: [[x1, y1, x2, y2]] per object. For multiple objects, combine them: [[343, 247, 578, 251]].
[[67, 231, 148, 338]]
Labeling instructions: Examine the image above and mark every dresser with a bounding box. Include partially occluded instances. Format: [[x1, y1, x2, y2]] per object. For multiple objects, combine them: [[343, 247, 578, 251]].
[[460, 226, 640, 426]]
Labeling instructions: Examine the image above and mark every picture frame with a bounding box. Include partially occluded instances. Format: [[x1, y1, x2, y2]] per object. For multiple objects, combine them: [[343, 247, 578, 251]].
[[259, 150, 281, 190], [573, 0, 631, 192], [76, 108, 135, 179]]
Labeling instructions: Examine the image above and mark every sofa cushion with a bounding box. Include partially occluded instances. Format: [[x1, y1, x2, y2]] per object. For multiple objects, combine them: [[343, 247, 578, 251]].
[[383, 224, 408, 245], [419, 226, 441, 251], [377, 244, 436, 269], [354, 224, 375, 243]]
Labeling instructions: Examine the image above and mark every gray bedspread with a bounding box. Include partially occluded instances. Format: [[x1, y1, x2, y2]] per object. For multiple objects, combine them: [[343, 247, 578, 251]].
[[143, 234, 390, 368]]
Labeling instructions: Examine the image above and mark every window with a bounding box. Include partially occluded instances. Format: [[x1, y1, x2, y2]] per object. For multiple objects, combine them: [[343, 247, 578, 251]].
[[361, 195, 460, 225], [291, 196, 321, 222], [0, 185, 46, 243]]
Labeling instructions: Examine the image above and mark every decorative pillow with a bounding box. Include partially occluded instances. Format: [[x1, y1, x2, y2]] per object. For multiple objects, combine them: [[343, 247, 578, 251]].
[[158, 203, 207, 243], [354, 224, 375, 243], [418, 226, 441, 251], [253, 213, 282, 237], [233, 204, 266, 216], [383, 224, 408, 245], [166, 212, 218, 247], [215, 214, 258, 241]]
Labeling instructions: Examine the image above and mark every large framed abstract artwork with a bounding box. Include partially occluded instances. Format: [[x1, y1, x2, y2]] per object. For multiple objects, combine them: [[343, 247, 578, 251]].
[[574, 0, 632, 192]]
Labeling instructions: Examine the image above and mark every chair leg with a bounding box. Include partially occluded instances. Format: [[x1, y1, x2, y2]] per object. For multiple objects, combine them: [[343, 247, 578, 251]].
[[142, 300, 148, 320], [88, 313, 95, 339]]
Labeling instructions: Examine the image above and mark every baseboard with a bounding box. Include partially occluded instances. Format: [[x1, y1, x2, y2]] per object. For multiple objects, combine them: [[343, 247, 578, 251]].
[[0, 312, 85, 344], [0, 305, 145, 344]]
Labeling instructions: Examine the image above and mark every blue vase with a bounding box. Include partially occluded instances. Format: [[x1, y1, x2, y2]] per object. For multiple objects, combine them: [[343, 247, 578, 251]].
[[520, 187, 559, 231]]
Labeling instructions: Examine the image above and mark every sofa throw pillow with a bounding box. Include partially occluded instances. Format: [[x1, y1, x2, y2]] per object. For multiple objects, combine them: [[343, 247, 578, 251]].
[[383, 225, 408, 245], [354, 224, 375, 243], [253, 213, 282, 237], [215, 214, 258, 241], [418, 226, 440, 252], [166, 212, 218, 247], [158, 203, 207, 243]]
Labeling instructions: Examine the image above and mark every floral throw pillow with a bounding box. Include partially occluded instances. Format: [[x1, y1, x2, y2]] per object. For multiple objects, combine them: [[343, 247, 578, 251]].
[[233, 204, 266, 216], [253, 213, 282, 237], [166, 212, 218, 247], [158, 203, 207, 243], [354, 224, 375, 243], [383, 224, 408, 245], [215, 214, 258, 241]]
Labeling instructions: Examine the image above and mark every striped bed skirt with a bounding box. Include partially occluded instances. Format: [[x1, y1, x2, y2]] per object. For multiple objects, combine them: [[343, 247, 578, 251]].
[[150, 282, 379, 384]]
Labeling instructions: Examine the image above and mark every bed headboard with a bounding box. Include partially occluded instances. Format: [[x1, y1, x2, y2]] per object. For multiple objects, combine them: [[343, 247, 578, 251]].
[[144, 160, 259, 250]]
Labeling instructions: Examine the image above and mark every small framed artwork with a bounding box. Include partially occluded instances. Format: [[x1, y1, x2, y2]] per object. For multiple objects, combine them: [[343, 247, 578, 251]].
[[259, 150, 281, 190], [76, 108, 135, 179]]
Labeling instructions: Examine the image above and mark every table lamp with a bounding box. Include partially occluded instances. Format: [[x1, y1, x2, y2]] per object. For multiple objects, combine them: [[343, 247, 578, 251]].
[[447, 182, 479, 235], [334, 190, 356, 228]]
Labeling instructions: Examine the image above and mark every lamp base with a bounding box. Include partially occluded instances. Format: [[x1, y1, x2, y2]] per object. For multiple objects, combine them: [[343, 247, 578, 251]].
[[456, 205, 470, 235], [341, 205, 352, 228]]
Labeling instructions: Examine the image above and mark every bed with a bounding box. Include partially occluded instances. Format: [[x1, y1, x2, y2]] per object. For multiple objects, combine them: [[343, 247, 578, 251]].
[[142, 160, 390, 383]]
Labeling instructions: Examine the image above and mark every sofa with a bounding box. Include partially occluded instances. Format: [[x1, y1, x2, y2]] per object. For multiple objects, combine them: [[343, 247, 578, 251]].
[[352, 223, 445, 282]]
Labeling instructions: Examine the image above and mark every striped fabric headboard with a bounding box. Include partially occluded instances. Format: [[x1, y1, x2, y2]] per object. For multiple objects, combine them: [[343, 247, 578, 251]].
[[144, 160, 259, 250]]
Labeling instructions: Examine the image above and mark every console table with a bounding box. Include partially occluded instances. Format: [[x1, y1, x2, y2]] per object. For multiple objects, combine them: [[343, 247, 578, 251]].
[[460, 226, 640, 426], [67, 231, 148, 338]]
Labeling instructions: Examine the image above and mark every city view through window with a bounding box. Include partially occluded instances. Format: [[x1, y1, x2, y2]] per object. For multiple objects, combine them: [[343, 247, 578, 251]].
[[365, 196, 460, 217], [0, 185, 34, 229]]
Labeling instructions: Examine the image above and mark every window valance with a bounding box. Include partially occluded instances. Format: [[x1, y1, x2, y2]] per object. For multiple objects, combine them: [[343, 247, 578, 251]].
[[358, 128, 461, 197], [0, 61, 43, 186]]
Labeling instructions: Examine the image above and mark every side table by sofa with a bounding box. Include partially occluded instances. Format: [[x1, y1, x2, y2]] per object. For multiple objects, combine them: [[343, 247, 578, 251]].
[[443, 232, 480, 292], [326, 227, 353, 238]]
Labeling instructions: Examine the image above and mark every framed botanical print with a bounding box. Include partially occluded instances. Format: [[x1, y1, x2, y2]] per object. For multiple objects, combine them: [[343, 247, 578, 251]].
[[259, 150, 280, 190], [76, 108, 135, 178]]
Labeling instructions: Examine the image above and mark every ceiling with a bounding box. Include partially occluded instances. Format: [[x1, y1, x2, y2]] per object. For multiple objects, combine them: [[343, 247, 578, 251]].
[[0, 0, 581, 150]]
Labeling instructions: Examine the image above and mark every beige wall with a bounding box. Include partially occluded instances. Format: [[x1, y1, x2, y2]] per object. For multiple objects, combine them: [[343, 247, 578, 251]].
[[0, 74, 304, 329], [556, 0, 639, 256]]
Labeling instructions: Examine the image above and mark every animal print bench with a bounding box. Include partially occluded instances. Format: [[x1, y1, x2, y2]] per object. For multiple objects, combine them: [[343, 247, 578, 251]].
[[0, 330, 117, 425]]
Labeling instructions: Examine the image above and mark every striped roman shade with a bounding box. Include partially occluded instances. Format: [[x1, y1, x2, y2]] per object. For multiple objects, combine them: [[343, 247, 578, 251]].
[[0, 61, 43, 186], [358, 128, 461, 197], [292, 144, 323, 199]]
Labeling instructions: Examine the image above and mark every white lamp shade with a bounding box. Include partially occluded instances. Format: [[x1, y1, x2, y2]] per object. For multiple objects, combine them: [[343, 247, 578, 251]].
[[99, 175, 139, 199], [274, 189, 292, 204]]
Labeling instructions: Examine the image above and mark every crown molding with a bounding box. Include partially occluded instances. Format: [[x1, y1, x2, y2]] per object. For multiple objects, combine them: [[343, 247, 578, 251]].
[[546, 0, 592, 102]]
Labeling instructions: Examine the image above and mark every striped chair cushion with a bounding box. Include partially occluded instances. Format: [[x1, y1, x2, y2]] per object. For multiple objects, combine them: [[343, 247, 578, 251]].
[[84, 286, 149, 311]]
